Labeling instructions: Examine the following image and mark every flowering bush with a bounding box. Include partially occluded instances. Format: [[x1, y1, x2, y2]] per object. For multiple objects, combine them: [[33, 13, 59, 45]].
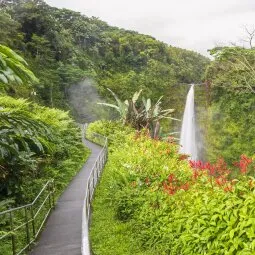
[[90, 121, 255, 255]]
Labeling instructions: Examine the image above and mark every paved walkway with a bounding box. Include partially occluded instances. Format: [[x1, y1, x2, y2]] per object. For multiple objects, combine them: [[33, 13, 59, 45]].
[[30, 137, 102, 255]]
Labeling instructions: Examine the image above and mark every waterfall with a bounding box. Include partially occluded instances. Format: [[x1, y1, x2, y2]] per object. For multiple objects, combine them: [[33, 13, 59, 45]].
[[179, 84, 198, 160]]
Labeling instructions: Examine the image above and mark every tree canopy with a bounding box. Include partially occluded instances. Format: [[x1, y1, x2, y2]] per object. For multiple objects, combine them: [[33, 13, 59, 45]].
[[0, 0, 209, 118]]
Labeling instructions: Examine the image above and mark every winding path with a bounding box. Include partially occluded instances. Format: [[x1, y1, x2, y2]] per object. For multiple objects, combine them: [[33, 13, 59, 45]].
[[30, 137, 102, 255]]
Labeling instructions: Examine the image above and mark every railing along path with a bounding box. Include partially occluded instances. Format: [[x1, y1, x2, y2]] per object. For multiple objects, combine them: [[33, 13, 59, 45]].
[[0, 180, 55, 255], [0, 125, 108, 255], [82, 125, 108, 255]]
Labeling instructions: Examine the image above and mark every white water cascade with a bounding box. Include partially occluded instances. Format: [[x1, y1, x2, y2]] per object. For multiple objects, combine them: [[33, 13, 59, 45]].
[[179, 84, 198, 160]]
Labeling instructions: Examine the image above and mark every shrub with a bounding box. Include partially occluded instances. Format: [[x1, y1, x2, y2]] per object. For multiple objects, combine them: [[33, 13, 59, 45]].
[[90, 120, 255, 255]]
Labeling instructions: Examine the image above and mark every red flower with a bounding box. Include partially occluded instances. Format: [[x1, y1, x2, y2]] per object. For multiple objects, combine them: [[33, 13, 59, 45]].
[[168, 173, 176, 183], [193, 170, 199, 180], [189, 158, 231, 177], [224, 185, 233, 192], [180, 182, 189, 191], [234, 154, 253, 174], [215, 177, 226, 186]]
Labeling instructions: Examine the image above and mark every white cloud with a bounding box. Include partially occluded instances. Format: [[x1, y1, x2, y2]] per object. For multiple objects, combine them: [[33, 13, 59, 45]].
[[46, 0, 255, 56]]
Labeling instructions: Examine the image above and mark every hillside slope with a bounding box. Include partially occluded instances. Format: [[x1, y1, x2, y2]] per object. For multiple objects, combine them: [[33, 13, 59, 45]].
[[0, 0, 209, 122]]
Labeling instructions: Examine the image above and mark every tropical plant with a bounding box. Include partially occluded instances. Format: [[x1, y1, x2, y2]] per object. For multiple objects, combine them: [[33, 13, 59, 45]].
[[0, 95, 89, 202], [139, 96, 178, 138], [0, 44, 39, 85], [0, 108, 53, 162], [0, 45, 52, 195], [0, 107, 55, 197], [97, 88, 137, 124], [98, 88, 178, 138]]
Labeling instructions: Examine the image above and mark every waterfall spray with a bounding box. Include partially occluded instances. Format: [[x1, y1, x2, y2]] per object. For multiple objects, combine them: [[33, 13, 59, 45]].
[[179, 84, 198, 160]]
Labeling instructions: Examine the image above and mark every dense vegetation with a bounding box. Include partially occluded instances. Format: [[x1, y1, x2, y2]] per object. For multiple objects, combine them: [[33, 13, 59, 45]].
[[89, 121, 255, 255], [0, 0, 254, 254], [0, 96, 89, 203], [0, 43, 89, 254], [87, 44, 255, 254], [0, 0, 209, 122], [0, 43, 89, 205], [205, 47, 255, 164]]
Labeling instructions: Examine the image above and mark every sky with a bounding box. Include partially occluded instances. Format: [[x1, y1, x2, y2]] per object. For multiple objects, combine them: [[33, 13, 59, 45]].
[[46, 0, 255, 56]]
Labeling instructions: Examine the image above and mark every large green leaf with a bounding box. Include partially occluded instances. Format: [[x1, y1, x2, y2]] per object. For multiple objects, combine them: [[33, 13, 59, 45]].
[[0, 44, 39, 86]]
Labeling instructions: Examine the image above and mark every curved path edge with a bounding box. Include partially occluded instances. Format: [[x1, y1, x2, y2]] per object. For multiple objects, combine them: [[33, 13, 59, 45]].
[[30, 133, 102, 255]]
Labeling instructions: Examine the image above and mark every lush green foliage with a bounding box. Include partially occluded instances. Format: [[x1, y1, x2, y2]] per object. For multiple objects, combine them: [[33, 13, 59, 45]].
[[0, 96, 89, 203], [0, 0, 209, 119], [0, 95, 89, 254], [86, 120, 133, 148], [207, 47, 255, 93], [0, 44, 89, 203], [0, 32, 89, 255], [89, 121, 255, 255], [205, 47, 255, 164], [0, 44, 38, 85], [98, 88, 178, 137]]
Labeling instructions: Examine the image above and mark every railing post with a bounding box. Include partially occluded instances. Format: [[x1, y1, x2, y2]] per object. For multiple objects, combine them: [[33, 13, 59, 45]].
[[93, 170, 96, 189], [52, 181, 55, 206], [97, 157, 100, 176], [94, 164, 97, 187], [24, 207, 30, 248], [87, 184, 90, 207], [94, 162, 99, 184], [90, 180, 93, 202], [100, 155, 102, 170], [9, 211, 16, 255], [30, 206, 36, 238], [48, 183, 52, 209]]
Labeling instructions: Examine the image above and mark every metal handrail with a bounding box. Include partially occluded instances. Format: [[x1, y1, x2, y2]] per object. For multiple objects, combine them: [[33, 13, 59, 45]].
[[0, 179, 55, 255], [0, 125, 108, 255], [82, 124, 108, 255]]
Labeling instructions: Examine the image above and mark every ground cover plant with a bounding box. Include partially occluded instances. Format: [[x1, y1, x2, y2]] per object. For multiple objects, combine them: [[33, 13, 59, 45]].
[[89, 120, 255, 255]]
